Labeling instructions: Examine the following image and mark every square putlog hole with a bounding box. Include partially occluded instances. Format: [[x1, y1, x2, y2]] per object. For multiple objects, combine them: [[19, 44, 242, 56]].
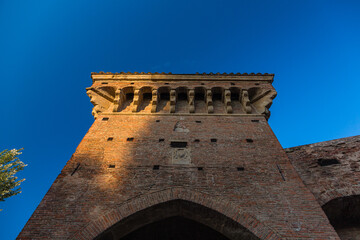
[[102, 117, 109, 121], [109, 164, 115, 168], [107, 137, 113, 141], [211, 138, 217, 143], [246, 139, 253, 143], [170, 141, 187, 148], [127, 138, 134, 142], [153, 165, 160, 170]]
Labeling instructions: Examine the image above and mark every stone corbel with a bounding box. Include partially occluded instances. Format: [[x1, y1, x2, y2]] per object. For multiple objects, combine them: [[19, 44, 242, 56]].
[[249, 89, 277, 119], [224, 89, 232, 114], [206, 89, 213, 113], [112, 88, 123, 112], [170, 89, 176, 113], [151, 89, 158, 113], [132, 89, 141, 112], [188, 89, 195, 113], [241, 90, 252, 114], [86, 87, 115, 119]]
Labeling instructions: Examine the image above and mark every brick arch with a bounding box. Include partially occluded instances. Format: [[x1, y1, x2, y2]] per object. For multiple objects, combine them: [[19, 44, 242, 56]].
[[69, 188, 282, 240], [318, 186, 360, 206]]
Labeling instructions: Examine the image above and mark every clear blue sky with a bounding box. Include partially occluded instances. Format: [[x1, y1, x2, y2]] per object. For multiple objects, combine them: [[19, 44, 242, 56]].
[[1, 0, 359, 239]]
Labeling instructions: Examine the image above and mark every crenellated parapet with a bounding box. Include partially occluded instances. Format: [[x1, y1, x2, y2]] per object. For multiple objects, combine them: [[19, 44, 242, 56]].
[[87, 72, 277, 119]]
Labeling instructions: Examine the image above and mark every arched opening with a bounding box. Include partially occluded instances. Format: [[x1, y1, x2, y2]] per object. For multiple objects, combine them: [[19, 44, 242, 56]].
[[119, 87, 135, 112], [175, 87, 189, 113], [95, 200, 259, 240], [211, 87, 225, 113], [138, 87, 153, 112], [194, 87, 206, 113], [322, 195, 360, 240], [229, 87, 243, 114], [157, 87, 170, 113]]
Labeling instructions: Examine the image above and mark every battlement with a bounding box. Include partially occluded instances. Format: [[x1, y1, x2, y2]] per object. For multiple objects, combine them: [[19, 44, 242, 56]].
[[87, 72, 277, 119]]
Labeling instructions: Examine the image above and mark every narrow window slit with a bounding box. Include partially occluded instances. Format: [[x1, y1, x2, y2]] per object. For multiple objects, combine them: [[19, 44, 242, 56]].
[[170, 141, 187, 148], [195, 120, 202, 123], [102, 117, 109, 121], [237, 167, 245, 171], [101, 82, 108, 84], [246, 139, 253, 143], [251, 120, 259, 122], [318, 159, 340, 166], [127, 138, 134, 142], [156, 120, 160, 122]]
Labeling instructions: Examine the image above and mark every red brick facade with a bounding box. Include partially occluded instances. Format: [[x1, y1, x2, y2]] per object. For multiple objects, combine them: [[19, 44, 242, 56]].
[[18, 73, 346, 239]]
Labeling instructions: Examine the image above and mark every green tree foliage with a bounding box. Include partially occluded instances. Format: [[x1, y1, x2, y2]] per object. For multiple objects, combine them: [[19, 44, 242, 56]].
[[0, 149, 26, 202]]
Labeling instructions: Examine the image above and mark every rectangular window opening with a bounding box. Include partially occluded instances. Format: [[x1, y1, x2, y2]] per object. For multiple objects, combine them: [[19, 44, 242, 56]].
[[170, 141, 187, 148], [194, 139, 200, 143], [159, 138, 165, 142], [153, 165, 160, 170], [246, 139, 253, 143], [107, 137, 113, 141], [156, 120, 160, 122], [237, 167, 245, 171], [102, 117, 109, 121], [109, 164, 115, 168], [195, 120, 202, 123], [251, 120, 259, 122], [318, 159, 340, 166], [211, 138, 217, 143], [101, 82, 108, 84], [127, 137, 134, 142], [197, 167, 203, 171]]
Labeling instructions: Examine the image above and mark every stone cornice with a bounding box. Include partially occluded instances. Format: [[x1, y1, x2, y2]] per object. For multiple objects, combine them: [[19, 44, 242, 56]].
[[91, 72, 275, 83]]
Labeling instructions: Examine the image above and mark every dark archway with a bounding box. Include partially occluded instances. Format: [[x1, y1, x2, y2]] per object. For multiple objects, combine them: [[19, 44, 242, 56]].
[[95, 200, 260, 240], [322, 195, 360, 240]]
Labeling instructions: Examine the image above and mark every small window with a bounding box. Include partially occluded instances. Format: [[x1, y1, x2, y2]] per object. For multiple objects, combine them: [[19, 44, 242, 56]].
[[109, 164, 115, 168], [195, 120, 202, 123], [318, 159, 340, 166], [246, 139, 253, 143], [251, 120, 259, 122], [127, 138, 134, 142], [201, 83, 205, 85], [211, 138, 217, 142], [102, 117, 109, 121], [159, 138, 165, 142], [170, 141, 187, 148], [130, 82, 134, 85], [153, 165, 160, 170], [156, 120, 160, 122], [107, 137, 113, 141], [197, 167, 203, 171], [237, 167, 245, 171], [194, 139, 200, 143]]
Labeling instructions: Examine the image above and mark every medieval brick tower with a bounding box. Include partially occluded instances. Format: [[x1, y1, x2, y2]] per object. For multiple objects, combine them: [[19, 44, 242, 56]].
[[18, 72, 345, 239]]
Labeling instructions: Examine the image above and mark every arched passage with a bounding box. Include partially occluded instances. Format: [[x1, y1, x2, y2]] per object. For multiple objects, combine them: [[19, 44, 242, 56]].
[[322, 195, 360, 240], [69, 188, 281, 240], [95, 200, 258, 240]]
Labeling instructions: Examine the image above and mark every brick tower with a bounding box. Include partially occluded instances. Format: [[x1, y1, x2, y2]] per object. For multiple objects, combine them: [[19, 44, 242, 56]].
[[18, 72, 340, 239]]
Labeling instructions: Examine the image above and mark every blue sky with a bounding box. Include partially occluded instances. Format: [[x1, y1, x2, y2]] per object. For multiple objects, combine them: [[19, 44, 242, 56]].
[[1, 0, 360, 239]]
